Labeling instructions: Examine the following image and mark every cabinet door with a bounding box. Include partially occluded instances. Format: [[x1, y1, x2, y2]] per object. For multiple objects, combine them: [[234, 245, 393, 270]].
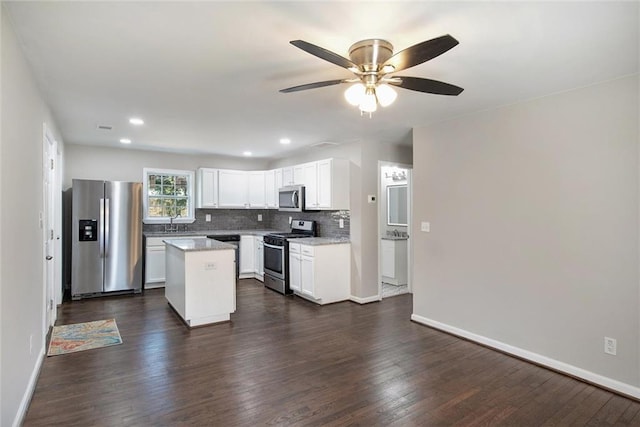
[[293, 165, 305, 185], [300, 254, 314, 297], [289, 253, 302, 292], [317, 159, 332, 208], [264, 170, 277, 208], [255, 238, 264, 275], [197, 168, 219, 208], [218, 170, 249, 208], [145, 245, 166, 283], [381, 239, 395, 278], [303, 162, 318, 209], [239, 235, 255, 274], [274, 169, 283, 207], [282, 167, 294, 186], [248, 171, 266, 208]]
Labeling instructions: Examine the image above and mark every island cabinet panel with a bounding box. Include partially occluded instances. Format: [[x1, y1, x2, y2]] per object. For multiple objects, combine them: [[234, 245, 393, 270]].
[[164, 243, 236, 327]]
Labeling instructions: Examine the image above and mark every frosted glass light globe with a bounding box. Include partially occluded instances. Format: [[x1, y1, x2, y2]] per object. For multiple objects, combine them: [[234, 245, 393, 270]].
[[344, 83, 365, 106]]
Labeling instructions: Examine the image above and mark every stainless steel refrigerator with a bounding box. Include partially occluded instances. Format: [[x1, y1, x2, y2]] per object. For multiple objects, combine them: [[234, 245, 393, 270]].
[[71, 179, 142, 299]]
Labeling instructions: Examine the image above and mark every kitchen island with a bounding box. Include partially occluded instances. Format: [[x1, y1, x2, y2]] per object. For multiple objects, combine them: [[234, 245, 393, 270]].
[[164, 238, 236, 327]]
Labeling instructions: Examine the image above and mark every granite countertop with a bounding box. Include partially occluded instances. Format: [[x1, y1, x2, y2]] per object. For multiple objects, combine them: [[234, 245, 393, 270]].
[[381, 236, 409, 241], [291, 237, 351, 246], [145, 229, 281, 238], [163, 238, 237, 252]]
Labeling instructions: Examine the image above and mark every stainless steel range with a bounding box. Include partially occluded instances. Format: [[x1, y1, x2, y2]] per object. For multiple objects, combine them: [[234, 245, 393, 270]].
[[263, 219, 316, 294]]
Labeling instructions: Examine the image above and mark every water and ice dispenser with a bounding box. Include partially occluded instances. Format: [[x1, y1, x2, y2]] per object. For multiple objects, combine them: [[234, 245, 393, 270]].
[[78, 219, 97, 241]]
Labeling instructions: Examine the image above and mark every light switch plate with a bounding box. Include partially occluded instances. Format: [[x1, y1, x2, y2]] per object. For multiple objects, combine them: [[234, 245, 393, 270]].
[[421, 222, 430, 232]]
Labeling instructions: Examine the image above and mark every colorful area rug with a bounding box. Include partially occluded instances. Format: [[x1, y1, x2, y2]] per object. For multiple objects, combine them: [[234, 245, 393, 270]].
[[47, 319, 122, 356]]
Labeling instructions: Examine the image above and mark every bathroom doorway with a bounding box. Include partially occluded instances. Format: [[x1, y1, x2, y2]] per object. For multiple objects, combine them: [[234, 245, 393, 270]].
[[378, 162, 412, 299]]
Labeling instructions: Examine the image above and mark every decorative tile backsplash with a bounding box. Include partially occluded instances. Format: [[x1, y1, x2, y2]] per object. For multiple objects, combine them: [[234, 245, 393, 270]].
[[143, 209, 350, 237]]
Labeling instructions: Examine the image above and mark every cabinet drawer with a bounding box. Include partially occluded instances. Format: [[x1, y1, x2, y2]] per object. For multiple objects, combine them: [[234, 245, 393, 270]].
[[146, 237, 166, 246], [289, 243, 301, 254], [301, 245, 314, 257]]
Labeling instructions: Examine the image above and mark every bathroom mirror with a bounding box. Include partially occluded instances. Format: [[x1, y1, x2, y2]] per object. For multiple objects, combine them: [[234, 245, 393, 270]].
[[387, 185, 407, 226]]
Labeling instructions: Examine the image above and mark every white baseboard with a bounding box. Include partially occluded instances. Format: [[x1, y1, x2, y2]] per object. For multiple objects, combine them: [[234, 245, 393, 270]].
[[411, 314, 640, 400], [13, 347, 45, 427], [350, 294, 381, 304]]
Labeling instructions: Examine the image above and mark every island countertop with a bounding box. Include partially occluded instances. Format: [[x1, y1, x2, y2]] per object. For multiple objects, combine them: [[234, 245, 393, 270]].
[[163, 238, 236, 252]]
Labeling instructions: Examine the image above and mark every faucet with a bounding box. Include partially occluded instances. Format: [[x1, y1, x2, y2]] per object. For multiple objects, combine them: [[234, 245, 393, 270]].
[[165, 213, 181, 232]]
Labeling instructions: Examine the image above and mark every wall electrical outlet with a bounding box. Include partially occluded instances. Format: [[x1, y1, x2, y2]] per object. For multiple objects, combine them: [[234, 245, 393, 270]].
[[421, 222, 430, 232], [258, 214, 263, 222], [204, 262, 217, 270], [339, 219, 344, 228], [205, 214, 211, 222], [604, 337, 617, 355], [289, 216, 292, 224]]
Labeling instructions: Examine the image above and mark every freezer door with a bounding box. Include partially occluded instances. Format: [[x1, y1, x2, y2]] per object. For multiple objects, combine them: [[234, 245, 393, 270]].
[[71, 179, 105, 296], [103, 181, 143, 292]]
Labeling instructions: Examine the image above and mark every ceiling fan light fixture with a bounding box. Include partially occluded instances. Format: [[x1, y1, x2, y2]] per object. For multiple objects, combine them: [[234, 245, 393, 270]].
[[376, 84, 397, 107], [359, 87, 378, 113], [344, 83, 365, 106]]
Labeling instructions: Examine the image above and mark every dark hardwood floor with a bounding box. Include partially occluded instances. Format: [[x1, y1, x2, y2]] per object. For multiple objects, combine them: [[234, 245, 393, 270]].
[[25, 279, 640, 426]]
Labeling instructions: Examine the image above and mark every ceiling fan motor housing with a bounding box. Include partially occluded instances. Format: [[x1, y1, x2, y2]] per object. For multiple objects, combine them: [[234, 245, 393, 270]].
[[348, 39, 394, 73]]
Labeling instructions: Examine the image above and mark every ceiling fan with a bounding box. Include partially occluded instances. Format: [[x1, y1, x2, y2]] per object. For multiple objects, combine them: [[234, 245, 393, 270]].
[[280, 35, 464, 115]]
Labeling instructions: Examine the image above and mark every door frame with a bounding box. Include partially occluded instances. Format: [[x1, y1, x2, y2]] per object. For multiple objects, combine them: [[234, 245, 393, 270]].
[[377, 161, 413, 299], [43, 123, 60, 332]]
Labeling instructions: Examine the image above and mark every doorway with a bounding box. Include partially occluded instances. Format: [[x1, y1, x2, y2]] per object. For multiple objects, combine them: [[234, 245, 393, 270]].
[[378, 162, 412, 299]]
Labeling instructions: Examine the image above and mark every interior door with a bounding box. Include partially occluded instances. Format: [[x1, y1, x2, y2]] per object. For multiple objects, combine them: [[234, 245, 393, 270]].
[[43, 128, 56, 329]]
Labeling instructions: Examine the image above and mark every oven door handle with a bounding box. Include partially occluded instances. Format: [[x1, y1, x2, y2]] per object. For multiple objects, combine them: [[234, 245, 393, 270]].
[[264, 242, 284, 250]]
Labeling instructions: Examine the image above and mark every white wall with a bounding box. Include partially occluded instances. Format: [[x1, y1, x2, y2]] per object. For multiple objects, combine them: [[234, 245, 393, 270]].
[[1, 8, 65, 426], [412, 75, 640, 392], [63, 144, 270, 189], [269, 141, 412, 299]]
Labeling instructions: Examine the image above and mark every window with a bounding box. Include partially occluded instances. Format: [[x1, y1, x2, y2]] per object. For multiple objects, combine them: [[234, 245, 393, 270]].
[[143, 168, 195, 223]]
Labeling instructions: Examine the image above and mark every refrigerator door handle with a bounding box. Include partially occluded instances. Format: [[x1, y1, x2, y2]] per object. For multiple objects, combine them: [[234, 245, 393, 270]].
[[99, 198, 105, 258], [104, 198, 110, 258]]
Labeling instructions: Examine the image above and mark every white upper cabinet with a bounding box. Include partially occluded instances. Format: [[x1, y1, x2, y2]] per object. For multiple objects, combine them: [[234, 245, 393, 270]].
[[282, 167, 294, 186], [218, 169, 249, 208], [248, 171, 266, 208], [301, 158, 350, 210], [198, 158, 349, 210], [196, 168, 219, 208], [264, 170, 277, 209], [293, 165, 305, 185], [303, 162, 319, 209]]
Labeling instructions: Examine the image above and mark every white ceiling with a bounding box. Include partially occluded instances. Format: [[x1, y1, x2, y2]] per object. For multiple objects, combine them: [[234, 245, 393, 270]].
[[5, 1, 638, 160]]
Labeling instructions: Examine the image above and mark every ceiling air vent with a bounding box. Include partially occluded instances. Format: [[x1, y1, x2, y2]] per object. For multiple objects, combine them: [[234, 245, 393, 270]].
[[310, 141, 339, 149], [96, 124, 113, 131]]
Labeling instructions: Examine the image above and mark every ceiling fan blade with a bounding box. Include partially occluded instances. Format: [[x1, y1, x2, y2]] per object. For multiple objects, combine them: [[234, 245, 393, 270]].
[[383, 35, 459, 73], [390, 76, 464, 96], [290, 40, 358, 70], [280, 79, 347, 93]]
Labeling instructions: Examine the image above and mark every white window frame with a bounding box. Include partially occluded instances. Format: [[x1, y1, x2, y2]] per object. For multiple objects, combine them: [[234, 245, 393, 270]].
[[143, 168, 195, 224]]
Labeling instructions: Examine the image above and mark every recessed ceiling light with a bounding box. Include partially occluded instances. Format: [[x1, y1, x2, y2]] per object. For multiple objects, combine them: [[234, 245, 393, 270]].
[[280, 138, 291, 145], [243, 151, 252, 156], [129, 118, 144, 125], [120, 138, 132, 144]]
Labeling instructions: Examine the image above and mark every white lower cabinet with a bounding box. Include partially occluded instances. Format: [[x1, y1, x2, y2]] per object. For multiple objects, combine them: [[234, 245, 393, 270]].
[[288, 242, 350, 304], [145, 236, 207, 289], [381, 238, 408, 286], [254, 236, 264, 281], [239, 235, 255, 277], [145, 238, 166, 288]]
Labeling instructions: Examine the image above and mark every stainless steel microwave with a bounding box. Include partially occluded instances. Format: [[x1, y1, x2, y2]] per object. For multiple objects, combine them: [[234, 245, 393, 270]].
[[278, 185, 305, 212]]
